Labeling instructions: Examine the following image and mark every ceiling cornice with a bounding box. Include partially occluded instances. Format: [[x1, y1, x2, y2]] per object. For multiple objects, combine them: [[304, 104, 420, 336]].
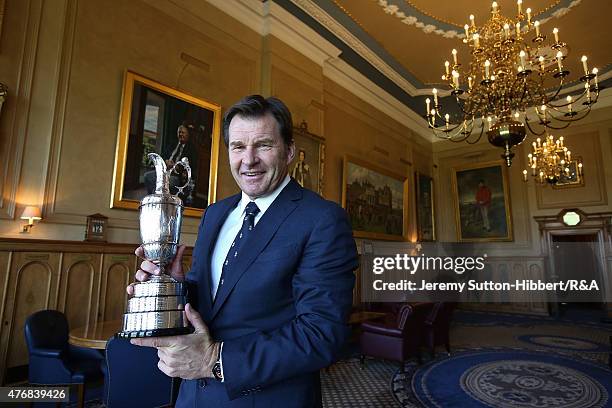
[[204, 0, 433, 141]]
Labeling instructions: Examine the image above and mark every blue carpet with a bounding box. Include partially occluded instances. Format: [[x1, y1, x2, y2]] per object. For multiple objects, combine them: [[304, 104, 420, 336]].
[[517, 334, 609, 353], [396, 348, 612, 408]]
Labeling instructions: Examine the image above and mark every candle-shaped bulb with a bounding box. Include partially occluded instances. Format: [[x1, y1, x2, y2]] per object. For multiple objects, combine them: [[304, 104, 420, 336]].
[[553, 27, 559, 43], [470, 14, 475, 27], [526, 8, 532, 23], [432, 88, 438, 105], [426, 98, 431, 114], [517, 0, 523, 14], [492, 1, 498, 12], [522, 169, 528, 181], [473, 33, 480, 47], [452, 70, 459, 88], [484, 59, 491, 79], [556, 51, 563, 72], [464, 24, 470, 38], [445, 60, 450, 75], [430, 109, 436, 126], [452, 49, 458, 65], [593, 67, 599, 88], [504, 23, 510, 39], [537, 137, 541, 146], [566, 95, 573, 112], [581, 55, 589, 76], [468, 76, 473, 89], [516, 22, 521, 36], [519, 50, 526, 69], [445, 113, 450, 129], [534, 20, 540, 36]]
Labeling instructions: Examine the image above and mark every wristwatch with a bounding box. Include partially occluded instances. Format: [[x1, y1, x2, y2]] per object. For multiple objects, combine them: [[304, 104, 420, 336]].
[[212, 359, 223, 381]]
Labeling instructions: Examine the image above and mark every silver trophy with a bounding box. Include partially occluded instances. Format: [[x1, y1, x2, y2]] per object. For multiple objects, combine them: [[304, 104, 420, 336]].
[[119, 153, 194, 338]]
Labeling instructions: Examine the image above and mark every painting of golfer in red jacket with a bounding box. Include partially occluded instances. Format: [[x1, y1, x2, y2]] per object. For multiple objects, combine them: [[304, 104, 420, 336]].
[[453, 162, 512, 241]]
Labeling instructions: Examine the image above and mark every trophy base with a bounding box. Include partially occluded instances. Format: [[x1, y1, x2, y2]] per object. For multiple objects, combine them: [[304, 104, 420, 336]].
[[120, 276, 191, 338], [117, 326, 194, 339]]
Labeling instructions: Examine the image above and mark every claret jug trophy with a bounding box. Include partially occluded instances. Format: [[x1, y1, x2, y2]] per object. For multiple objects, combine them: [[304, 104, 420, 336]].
[[119, 153, 194, 338]]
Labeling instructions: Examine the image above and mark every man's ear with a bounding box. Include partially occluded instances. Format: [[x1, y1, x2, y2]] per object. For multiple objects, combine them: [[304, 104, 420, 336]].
[[286, 140, 296, 164]]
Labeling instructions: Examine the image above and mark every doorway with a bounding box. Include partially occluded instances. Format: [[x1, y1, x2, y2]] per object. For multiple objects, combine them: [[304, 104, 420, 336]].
[[551, 233, 603, 319]]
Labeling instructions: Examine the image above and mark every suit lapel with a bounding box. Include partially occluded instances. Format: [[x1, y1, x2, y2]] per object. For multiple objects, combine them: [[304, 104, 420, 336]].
[[197, 195, 240, 322], [210, 180, 303, 320]]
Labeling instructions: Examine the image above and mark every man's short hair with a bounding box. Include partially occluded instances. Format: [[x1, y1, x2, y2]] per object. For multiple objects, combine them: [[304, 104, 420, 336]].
[[222, 95, 293, 147]]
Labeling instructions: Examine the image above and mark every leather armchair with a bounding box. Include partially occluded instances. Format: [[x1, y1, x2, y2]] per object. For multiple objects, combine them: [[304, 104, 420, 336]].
[[423, 302, 456, 358], [359, 302, 433, 370], [102, 336, 175, 407], [24, 310, 103, 408]]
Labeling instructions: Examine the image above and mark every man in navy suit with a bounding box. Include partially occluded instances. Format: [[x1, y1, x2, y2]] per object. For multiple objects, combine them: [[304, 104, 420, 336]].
[[130, 95, 358, 407]]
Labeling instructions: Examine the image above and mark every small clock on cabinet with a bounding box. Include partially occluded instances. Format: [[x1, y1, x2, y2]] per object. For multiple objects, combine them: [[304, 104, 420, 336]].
[[85, 213, 108, 242]]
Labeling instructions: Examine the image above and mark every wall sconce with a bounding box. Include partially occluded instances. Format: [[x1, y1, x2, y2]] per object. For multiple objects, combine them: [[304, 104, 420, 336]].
[[20, 206, 42, 233]]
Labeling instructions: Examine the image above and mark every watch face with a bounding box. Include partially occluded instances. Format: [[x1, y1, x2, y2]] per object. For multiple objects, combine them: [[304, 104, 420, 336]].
[[212, 361, 223, 380]]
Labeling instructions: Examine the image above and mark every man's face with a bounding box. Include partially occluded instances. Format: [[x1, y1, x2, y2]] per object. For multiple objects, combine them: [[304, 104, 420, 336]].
[[178, 126, 190, 144], [228, 114, 295, 199]]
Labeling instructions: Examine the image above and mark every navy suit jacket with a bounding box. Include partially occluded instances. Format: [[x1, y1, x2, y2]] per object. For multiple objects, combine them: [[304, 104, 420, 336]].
[[176, 179, 358, 407]]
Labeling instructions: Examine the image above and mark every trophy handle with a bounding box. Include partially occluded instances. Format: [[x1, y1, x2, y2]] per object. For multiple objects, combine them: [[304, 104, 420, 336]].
[[171, 158, 192, 196]]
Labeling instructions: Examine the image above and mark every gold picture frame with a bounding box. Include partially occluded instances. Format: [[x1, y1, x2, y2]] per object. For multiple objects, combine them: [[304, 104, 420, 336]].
[[451, 160, 513, 242], [415, 172, 435, 241], [111, 71, 221, 217], [342, 155, 408, 241], [290, 121, 325, 195]]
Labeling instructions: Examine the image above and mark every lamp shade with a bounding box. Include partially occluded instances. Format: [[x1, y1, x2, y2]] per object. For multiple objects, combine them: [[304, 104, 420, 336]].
[[21, 206, 42, 221]]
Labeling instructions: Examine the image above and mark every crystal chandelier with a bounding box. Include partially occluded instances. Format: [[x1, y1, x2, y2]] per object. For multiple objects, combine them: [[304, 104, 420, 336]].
[[522, 134, 583, 185], [425, 1, 600, 167]]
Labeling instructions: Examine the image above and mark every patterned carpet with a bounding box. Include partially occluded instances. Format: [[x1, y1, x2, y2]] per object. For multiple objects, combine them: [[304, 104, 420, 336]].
[[320, 309, 612, 408]]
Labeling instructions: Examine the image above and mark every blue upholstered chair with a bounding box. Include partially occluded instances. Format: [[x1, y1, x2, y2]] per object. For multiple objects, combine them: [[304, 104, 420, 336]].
[[24, 310, 104, 408], [102, 336, 175, 407]]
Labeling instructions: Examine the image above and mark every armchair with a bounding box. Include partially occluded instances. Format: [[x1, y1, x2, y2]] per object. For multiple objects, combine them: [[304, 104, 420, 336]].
[[423, 302, 457, 358], [102, 336, 175, 407], [24, 310, 103, 408], [359, 302, 433, 370]]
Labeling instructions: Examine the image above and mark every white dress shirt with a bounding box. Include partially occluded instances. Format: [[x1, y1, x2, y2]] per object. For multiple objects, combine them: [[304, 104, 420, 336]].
[[210, 175, 291, 299]]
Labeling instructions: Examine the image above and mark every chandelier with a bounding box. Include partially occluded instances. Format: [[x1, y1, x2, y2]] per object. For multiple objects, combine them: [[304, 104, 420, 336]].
[[522, 134, 583, 185], [425, 1, 600, 167]]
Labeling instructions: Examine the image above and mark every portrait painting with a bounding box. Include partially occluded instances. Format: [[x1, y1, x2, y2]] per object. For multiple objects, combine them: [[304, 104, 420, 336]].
[[415, 172, 435, 241], [452, 161, 513, 242], [290, 121, 325, 195], [342, 155, 408, 241], [111, 71, 221, 217]]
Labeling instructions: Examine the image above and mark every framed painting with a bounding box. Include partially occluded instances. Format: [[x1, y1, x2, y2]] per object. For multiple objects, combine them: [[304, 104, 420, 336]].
[[342, 155, 408, 241], [415, 172, 435, 241], [552, 157, 584, 189], [451, 161, 513, 242], [111, 71, 221, 217], [290, 121, 325, 195]]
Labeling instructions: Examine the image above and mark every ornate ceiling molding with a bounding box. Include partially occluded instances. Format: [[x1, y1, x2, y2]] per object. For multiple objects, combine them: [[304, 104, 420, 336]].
[[290, 0, 430, 96], [373, 0, 583, 39]]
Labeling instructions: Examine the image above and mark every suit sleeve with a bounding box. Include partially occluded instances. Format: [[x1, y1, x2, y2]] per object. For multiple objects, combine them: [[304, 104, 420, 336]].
[[221, 204, 358, 399]]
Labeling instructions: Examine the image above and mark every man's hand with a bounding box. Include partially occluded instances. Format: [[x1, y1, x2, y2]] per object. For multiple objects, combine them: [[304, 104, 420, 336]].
[[131, 303, 221, 379], [127, 244, 187, 295]]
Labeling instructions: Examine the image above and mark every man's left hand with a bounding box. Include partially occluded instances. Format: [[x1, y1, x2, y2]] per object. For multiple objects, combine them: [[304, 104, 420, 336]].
[[131, 303, 220, 379]]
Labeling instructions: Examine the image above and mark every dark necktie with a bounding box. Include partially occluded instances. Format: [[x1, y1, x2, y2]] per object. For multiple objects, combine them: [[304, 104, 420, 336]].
[[222, 201, 260, 272]]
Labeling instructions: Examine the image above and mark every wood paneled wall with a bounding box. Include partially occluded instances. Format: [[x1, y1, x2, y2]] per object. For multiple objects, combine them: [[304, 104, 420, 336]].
[[0, 239, 192, 385]]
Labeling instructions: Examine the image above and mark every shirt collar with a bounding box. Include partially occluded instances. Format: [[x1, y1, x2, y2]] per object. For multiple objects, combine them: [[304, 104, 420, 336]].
[[238, 175, 291, 216]]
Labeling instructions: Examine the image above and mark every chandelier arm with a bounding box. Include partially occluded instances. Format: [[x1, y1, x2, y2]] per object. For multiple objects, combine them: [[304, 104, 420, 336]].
[[525, 119, 548, 136]]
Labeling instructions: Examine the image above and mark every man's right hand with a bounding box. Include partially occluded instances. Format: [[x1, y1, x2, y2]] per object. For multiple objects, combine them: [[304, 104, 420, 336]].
[[126, 244, 187, 295]]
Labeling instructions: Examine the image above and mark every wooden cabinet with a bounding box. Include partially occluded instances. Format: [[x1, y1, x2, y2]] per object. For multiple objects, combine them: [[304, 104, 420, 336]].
[[0, 239, 191, 385]]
